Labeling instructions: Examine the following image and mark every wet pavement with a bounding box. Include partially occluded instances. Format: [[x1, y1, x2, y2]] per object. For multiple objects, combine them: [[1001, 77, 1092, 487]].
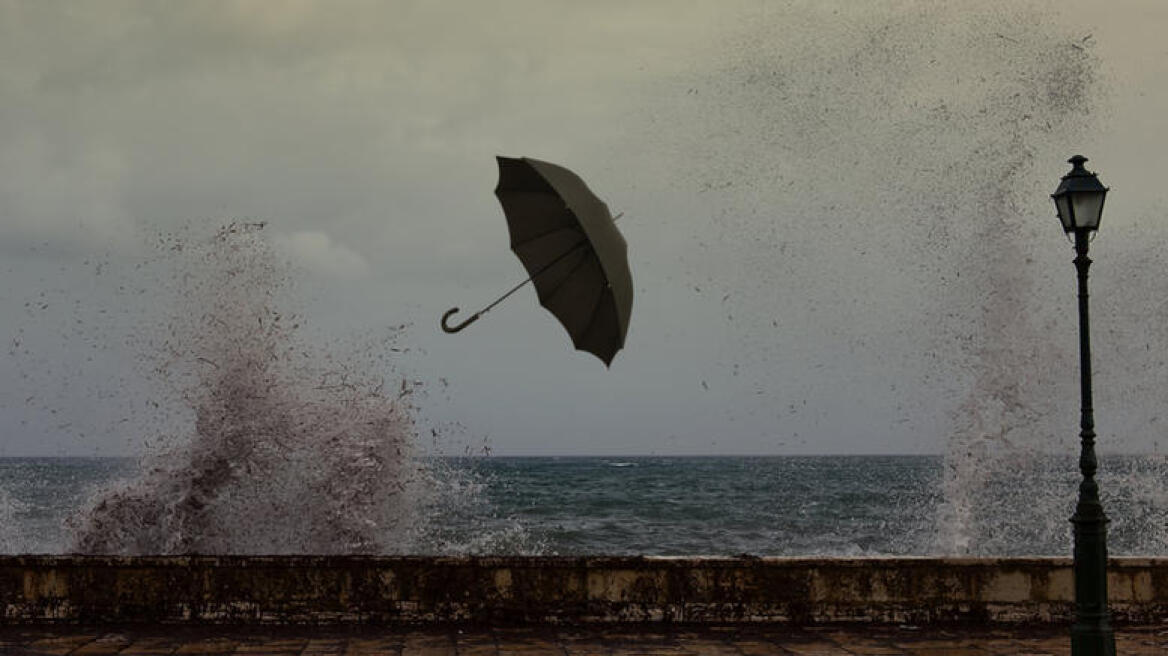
[[0, 625, 1164, 655]]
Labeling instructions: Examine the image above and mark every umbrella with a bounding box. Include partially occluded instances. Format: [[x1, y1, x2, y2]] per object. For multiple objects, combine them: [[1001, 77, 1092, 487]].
[[441, 156, 633, 366]]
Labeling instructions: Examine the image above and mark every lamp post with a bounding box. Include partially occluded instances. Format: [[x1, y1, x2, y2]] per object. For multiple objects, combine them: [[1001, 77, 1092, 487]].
[[1051, 154, 1115, 656]]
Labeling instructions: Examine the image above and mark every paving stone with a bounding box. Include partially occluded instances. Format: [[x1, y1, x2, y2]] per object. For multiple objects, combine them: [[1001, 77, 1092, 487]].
[[495, 639, 562, 648], [560, 644, 610, 656], [456, 645, 499, 656], [455, 634, 499, 656], [119, 636, 183, 655], [833, 646, 907, 656], [173, 637, 239, 654], [400, 633, 455, 656], [345, 637, 405, 655], [812, 631, 903, 655], [72, 633, 135, 655], [1013, 637, 1068, 656], [302, 638, 347, 655], [611, 642, 694, 653], [25, 635, 100, 655], [233, 637, 308, 654], [231, 639, 301, 648], [1114, 635, 1168, 656], [660, 640, 739, 656], [971, 634, 1027, 648], [903, 650, 991, 656], [557, 634, 612, 656], [781, 641, 853, 656], [728, 639, 771, 654]]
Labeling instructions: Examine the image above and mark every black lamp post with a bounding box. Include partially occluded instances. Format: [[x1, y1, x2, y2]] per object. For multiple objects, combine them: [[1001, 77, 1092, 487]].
[[1051, 154, 1115, 656]]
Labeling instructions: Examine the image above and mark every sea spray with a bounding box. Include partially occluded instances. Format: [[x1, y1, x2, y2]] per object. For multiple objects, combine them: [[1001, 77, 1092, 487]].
[[67, 223, 436, 554], [0, 486, 24, 553], [644, 1, 1141, 553]]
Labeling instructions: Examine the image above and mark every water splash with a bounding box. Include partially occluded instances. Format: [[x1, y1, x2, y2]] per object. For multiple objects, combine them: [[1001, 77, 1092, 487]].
[[1105, 454, 1168, 555], [0, 486, 26, 553], [641, 1, 1168, 554], [66, 223, 437, 554]]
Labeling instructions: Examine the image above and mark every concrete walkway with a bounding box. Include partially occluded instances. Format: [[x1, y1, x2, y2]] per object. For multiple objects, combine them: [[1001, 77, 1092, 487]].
[[0, 625, 1164, 656]]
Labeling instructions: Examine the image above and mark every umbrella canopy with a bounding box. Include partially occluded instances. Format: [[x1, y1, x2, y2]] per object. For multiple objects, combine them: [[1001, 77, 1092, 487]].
[[496, 156, 633, 365], [441, 156, 633, 366]]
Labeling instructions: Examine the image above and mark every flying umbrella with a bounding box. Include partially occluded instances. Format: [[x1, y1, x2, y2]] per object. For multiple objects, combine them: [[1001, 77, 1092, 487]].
[[441, 156, 633, 366]]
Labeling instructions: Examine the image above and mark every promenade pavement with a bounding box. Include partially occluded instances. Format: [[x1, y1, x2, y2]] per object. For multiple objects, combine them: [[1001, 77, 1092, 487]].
[[0, 625, 1164, 656]]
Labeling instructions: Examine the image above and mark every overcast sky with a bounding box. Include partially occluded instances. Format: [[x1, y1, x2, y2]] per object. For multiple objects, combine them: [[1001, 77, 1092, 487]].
[[3, 0, 1168, 457]]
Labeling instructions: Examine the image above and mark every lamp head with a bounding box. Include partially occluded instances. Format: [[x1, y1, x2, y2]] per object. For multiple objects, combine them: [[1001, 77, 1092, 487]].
[[1052, 155, 1108, 233]]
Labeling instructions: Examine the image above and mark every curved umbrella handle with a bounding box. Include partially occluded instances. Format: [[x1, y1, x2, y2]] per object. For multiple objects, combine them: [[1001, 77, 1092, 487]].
[[441, 307, 482, 333], [440, 245, 563, 335]]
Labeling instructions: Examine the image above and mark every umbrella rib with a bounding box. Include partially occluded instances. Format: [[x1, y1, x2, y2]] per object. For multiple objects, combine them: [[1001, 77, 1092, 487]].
[[574, 286, 611, 351], [505, 207, 621, 250], [512, 225, 582, 250], [541, 249, 597, 307], [544, 255, 607, 347], [476, 236, 593, 317]]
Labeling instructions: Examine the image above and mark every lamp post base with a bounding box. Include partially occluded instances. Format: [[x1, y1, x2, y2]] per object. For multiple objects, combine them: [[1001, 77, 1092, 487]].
[[1071, 625, 1116, 656]]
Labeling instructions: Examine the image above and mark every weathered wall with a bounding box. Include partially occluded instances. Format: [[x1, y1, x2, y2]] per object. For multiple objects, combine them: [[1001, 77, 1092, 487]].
[[2, 556, 1166, 625]]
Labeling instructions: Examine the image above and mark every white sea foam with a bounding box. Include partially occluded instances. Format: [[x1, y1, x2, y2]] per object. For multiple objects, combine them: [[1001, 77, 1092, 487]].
[[62, 223, 499, 554], [649, 1, 1168, 555], [0, 486, 26, 553]]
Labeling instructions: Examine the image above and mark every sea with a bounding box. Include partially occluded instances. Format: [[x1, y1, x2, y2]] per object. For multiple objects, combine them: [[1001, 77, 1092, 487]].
[[2, 454, 1165, 557]]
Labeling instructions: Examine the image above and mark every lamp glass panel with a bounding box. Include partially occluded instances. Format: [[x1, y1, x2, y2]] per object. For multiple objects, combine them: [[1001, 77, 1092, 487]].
[[1054, 194, 1074, 231], [1071, 190, 1105, 230]]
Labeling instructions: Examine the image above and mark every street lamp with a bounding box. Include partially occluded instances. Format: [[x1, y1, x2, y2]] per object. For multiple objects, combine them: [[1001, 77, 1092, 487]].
[[1051, 154, 1115, 656]]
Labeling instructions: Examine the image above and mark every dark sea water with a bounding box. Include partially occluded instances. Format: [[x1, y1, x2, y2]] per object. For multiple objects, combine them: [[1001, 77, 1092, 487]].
[[2, 454, 1164, 557], [444, 456, 940, 556]]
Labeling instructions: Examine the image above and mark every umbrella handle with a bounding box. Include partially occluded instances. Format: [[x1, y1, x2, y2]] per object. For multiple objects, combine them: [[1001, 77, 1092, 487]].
[[440, 224, 612, 336], [441, 307, 481, 333]]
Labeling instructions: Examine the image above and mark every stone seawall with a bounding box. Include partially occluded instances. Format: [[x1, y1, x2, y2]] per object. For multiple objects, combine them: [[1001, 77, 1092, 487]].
[[2, 556, 1167, 625]]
